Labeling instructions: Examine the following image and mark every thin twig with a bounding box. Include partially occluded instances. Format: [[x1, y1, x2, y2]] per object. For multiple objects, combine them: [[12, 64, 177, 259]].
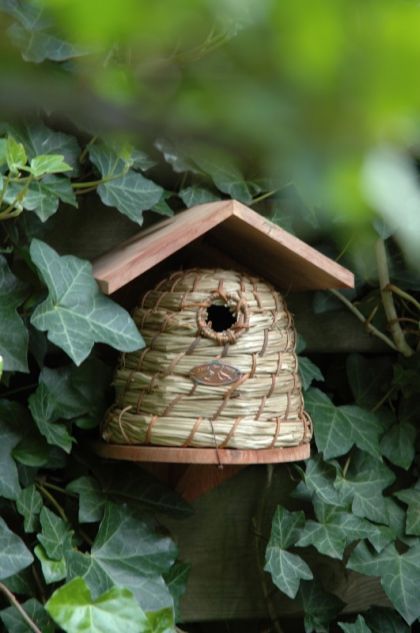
[[387, 283, 420, 312], [0, 583, 42, 633], [329, 289, 398, 351], [36, 483, 68, 522], [375, 239, 414, 357]]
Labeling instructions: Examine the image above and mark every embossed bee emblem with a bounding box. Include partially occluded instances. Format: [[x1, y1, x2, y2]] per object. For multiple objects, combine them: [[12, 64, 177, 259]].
[[190, 361, 242, 386]]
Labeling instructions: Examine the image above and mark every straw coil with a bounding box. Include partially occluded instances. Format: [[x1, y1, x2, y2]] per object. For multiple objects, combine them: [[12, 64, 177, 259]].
[[102, 269, 312, 450]]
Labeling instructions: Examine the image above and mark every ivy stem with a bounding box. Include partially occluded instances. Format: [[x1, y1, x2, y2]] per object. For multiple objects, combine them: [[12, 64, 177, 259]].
[[40, 481, 76, 497], [387, 283, 420, 312], [252, 189, 280, 205], [72, 167, 129, 190], [0, 583, 42, 633], [371, 385, 397, 413], [329, 289, 398, 352], [79, 136, 97, 163], [36, 483, 68, 523], [375, 239, 414, 357]]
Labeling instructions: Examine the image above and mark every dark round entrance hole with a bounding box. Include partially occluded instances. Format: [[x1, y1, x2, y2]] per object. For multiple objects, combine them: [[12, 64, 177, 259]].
[[206, 304, 236, 332]]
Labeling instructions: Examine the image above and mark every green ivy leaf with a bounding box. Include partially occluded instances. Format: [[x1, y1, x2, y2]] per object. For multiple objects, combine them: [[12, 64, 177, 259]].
[[155, 139, 201, 174], [348, 542, 420, 624], [34, 544, 67, 584], [394, 485, 420, 536], [380, 422, 416, 470], [37, 507, 74, 561], [364, 607, 410, 633], [67, 476, 106, 523], [29, 382, 74, 453], [346, 354, 393, 409], [303, 455, 340, 506], [179, 186, 219, 207], [97, 463, 193, 518], [163, 561, 190, 620], [16, 485, 43, 533], [335, 450, 395, 524], [89, 143, 163, 225], [264, 506, 312, 598], [45, 577, 148, 633], [296, 498, 381, 560], [298, 581, 344, 633], [30, 239, 144, 365], [29, 154, 72, 178], [66, 503, 177, 612], [305, 388, 383, 460], [3, 122, 80, 174], [192, 152, 252, 203], [0, 516, 33, 579], [4, 175, 78, 222], [339, 615, 372, 633], [0, 400, 23, 500], [299, 357, 324, 391], [0, 597, 54, 633], [5, 136, 27, 174], [0, 256, 29, 372]]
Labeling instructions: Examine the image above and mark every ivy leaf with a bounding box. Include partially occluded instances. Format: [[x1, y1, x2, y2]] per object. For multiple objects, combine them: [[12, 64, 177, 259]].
[[348, 542, 420, 624], [163, 561, 190, 620], [97, 463, 193, 518], [5, 136, 27, 174], [335, 450, 395, 524], [0, 516, 33, 580], [305, 388, 383, 460], [346, 354, 393, 409], [394, 485, 420, 536], [66, 503, 177, 612], [3, 122, 80, 174], [264, 506, 312, 598], [29, 383, 74, 453], [30, 239, 144, 365], [89, 143, 163, 225], [37, 507, 73, 561], [179, 186, 219, 207], [192, 152, 252, 203], [339, 615, 372, 633], [0, 597, 54, 633], [155, 138, 201, 174], [0, 256, 29, 372], [364, 607, 410, 633], [380, 422, 416, 470], [30, 154, 72, 178], [0, 400, 23, 500], [303, 455, 340, 506], [45, 577, 148, 633], [296, 498, 381, 560], [34, 545, 67, 584], [4, 175, 77, 222], [8, 21, 88, 64], [299, 357, 324, 391], [298, 581, 344, 633], [67, 476, 106, 523], [16, 485, 43, 533]]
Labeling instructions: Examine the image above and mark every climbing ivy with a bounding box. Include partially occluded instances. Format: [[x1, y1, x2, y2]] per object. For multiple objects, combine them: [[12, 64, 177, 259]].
[[0, 1, 420, 632]]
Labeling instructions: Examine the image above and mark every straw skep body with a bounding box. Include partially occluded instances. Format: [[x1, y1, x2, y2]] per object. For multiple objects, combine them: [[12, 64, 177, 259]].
[[102, 269, 312, 450]]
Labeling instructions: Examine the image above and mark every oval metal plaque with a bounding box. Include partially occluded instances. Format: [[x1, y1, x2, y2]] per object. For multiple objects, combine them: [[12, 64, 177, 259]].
[[190, 361, 242, 386]]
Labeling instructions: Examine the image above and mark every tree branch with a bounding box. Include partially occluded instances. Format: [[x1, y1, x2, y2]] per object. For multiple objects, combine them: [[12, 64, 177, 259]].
[[375, 239, 414, 357], [0, 583, 43, 633]]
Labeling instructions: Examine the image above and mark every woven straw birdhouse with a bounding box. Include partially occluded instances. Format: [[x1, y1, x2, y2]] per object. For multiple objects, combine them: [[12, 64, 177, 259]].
[[93, 200, 354, 466], [102, 268, 313, 453]]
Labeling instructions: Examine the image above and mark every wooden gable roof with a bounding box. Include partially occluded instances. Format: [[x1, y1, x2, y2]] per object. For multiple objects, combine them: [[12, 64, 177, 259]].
[[92, 199, 354, 294]]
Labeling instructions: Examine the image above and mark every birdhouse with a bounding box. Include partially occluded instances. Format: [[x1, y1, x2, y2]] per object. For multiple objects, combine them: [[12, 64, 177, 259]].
[[92, 200, 353, 495]]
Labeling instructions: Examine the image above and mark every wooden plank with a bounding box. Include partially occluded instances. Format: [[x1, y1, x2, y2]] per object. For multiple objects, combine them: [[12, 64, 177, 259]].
[[92, 201, 234, 294], [175, 464, 244, 502], [92, 199, 354, 294], [92, 442, 311, 464], [227, 200, 354, 290]]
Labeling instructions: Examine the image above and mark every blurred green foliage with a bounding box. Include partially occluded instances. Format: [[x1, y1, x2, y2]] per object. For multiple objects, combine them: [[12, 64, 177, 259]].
[[1, 0, 420, 269]]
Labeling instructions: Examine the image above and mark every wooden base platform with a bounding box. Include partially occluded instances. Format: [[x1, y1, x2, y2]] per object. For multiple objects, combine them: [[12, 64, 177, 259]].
[[91, 442, 311, 464]]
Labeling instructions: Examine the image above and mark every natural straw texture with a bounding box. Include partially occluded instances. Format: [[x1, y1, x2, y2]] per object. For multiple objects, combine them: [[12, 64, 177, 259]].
[[102, 269, 312, 450]]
